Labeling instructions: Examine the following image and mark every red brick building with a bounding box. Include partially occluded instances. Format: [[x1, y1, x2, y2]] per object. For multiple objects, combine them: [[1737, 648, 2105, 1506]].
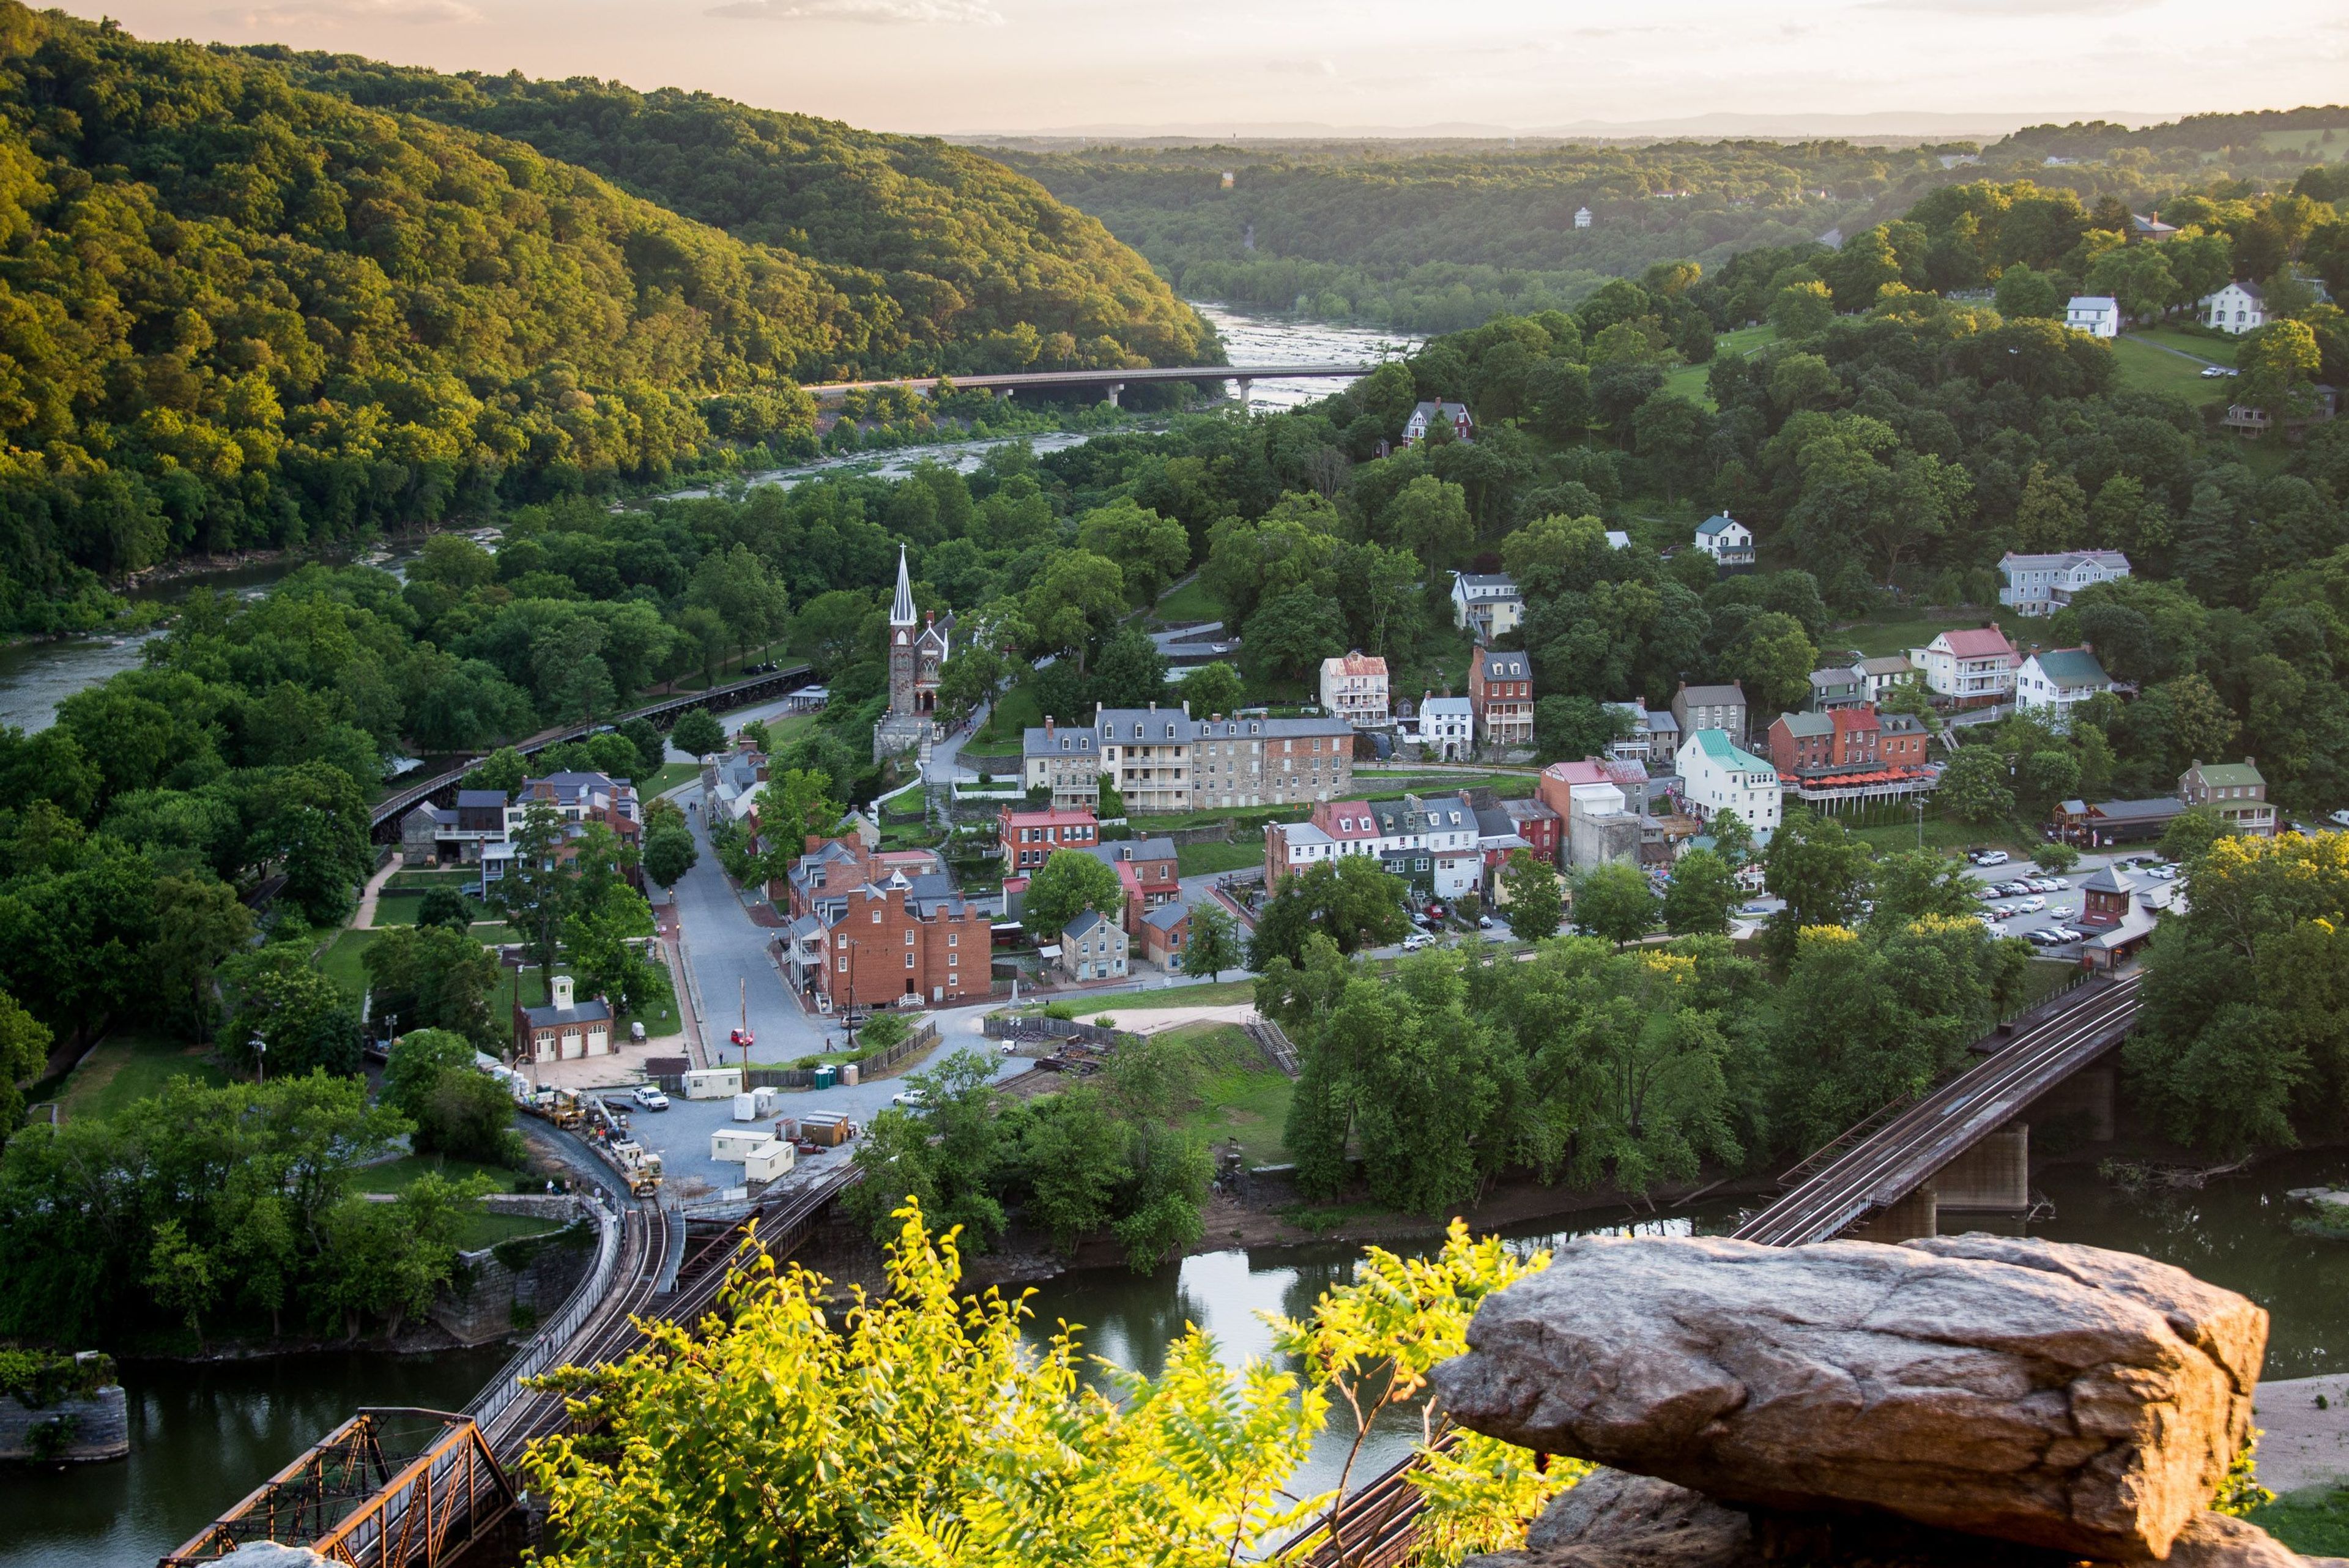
[[998, 806, 1099, 875], [1469, 647, 1535, 748], [818, 873, 993, 1011]]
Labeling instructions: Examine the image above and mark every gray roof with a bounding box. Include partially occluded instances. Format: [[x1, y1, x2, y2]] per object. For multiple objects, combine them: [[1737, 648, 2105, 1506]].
[[1049, 708, 1355, 751], [1880, 712, 1927, 735], [1480, 649, 1531, 680], [1776, 711, 1834, 738], [2093, 797, 2186, 823], [520, 996, 613, 1028], [2081, 865, 2139, 895], [1064, 907, 1115, 939], [1809, 666, 1863, 689], [455, 789, 508, 808], [1143, 902, 1190, 931], [1677, 685, 1745, 707], [1857, 655, 1915, 677], [1085, 837, 1178, 867]]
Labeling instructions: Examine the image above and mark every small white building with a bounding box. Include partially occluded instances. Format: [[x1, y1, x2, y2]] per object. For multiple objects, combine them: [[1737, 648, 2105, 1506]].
[[1422, 696, 1475, 762], [2016, 648, 2117, 731], [1998, 549, 2131, 617], [1675, 729, 1783, 843], [1450, 573, 1523, 639], [1319, 650, 1391, 729], [2065, 295, 2121, 338], [1573, 206, 1593, 229], [1692, 513, 1754, 567], [2202, 280, 2265, 335], [1910, 626, 2020, 706]]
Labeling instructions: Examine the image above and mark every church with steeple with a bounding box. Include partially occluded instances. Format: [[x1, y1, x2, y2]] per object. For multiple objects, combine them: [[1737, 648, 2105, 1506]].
[[875, 545, 952, 759]]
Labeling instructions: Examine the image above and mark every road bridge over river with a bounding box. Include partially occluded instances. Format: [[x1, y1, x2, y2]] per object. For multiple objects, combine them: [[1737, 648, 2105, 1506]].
[[804, 361, 1377, 406]]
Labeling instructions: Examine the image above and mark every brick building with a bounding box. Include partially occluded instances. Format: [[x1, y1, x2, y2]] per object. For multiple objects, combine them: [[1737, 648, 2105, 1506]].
[[1469, 647, 1534, 748], [1024, 704, 1356, 814], [815, 871, 993, 1011], [998, 806, 1099, 875]]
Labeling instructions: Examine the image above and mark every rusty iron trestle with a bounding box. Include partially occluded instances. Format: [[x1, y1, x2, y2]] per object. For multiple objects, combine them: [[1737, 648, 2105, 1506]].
[[159, 1409, 513, 1568]]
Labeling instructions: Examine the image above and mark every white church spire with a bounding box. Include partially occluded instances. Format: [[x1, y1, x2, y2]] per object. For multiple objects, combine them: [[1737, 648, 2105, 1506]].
[[889, 544, 916, 627]]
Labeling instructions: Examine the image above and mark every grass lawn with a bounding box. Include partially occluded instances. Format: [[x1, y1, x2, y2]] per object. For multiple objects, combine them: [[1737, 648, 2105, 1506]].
[[357, 1152, 524, 1194], [388, 868, 476, 891], [2251, 1488, 2349, 1558], [1134, 978, 1261, 1007], [970, 682, 1043, 750], [2011, 959, 2083, 1014], [1664, 324, 1776, 409], [1359, 771, 1538, 800], [469, 922, 518, 945], [2111, 335, 2233, 406], [59, 1032, 228, 1121], [1847, 811, 2035, 859], [1171, 1023, 1294, 1166], [1828, 606, 2033, 662], [371, 890, 426, 926], [1152, 576, 1226, 625], [316, 928, 382, 1000], [455, 1209, 566, 1251], [641, 761, 702, 796], [1176, 840, 1264, 877], [2126, 324, 2238, 364]]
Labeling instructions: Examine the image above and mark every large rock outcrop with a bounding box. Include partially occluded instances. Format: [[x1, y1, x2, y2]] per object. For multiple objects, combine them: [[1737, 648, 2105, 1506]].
[[1431, 1233, 2268, 1562]]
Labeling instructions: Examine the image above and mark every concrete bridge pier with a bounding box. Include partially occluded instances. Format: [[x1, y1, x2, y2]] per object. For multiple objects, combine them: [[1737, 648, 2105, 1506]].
[[2027, 1062, 2115, 1142], [1934, 1121, 2032, 1214], [1849, 1186, 1937, 1244], [1234, 377, 1254, 405], [1104, 382, 1125, 407]]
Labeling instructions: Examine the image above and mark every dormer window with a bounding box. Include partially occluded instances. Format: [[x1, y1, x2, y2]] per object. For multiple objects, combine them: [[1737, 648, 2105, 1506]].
[[1133, 724, 1144, 738]]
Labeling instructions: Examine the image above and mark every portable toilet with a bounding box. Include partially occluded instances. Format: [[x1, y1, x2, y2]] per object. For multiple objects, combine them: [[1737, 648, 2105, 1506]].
[[684, 1068, 743, 1100], [731, 1092, 759, 1122], [744, 1138, 795, 1183], [839, 1063, 859, 1088], [752, 1085, 785, 1117], [710, 1128, 767, 1163], [812, 1064, 837, 1090]]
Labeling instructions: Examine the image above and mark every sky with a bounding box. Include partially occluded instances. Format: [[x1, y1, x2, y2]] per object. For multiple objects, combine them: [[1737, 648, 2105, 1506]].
[[86, 0, 2349, 138]]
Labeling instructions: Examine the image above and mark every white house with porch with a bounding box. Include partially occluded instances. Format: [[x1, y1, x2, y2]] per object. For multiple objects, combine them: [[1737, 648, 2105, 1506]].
[[2065, 295, 2120, 338], [2202, 280, 2266, 334]]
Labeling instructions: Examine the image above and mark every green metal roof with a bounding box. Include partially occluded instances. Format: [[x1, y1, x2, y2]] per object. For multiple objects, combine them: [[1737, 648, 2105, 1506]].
[[2032, 648, 2110, 688], [1695, 727, 1775, 776], [2192, 761, 2265, 787]]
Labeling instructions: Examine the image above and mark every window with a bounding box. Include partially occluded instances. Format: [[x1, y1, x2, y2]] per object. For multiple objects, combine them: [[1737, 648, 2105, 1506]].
[[948, 932, 957, 948], [905, 953, 915, 968], [872, 909, 883, 924], [905, 929, 916, 945], [838, 958, 849, 972], [837, 935, 848, 950]]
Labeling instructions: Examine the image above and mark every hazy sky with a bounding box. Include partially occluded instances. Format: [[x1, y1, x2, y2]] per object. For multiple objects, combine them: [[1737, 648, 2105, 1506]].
[[87, 0, 2349, 136]]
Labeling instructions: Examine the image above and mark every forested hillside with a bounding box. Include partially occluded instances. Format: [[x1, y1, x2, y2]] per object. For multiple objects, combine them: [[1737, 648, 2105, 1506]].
[[0, 5, 1206, 633], [984, 108, 2349, 333], [251, 53, 1212, 378]]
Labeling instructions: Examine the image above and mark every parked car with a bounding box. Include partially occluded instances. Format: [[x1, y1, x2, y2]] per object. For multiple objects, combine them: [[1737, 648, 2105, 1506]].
[[1994, 882, 2030, 897], [892, 1089, 929, 1109], [1476, 915, 1494, 930], [1971, 849, 2010, 866], [1976, 887, 2004, 902], [2328, 809, 2349, 829], [1985, 906, 2014, 920], [2015, 896, 2047, 913], [2025, 928, 2062, 946], [632, 1084, 670, 1111], [2050, 926, 2085, 943], [1401, 933, 1433, 952], [2027, 877, 2064, 894], [2147, 865, 2178, 880]]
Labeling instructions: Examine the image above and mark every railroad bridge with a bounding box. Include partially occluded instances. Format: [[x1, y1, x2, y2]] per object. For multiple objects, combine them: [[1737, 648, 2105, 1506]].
[[160, 1167, 861, 1567], [368, 663, 814, 845], [803, 361, 1378, 407]]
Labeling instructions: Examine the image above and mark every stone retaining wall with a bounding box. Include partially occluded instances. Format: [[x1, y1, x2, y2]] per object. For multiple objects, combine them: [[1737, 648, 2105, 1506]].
[[428, 1224, 597, 1347], [0, 1387, 128, 1462]]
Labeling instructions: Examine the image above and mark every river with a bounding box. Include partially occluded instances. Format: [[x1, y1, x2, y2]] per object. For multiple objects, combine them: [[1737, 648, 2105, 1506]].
[[0, 304, 1394, 734]]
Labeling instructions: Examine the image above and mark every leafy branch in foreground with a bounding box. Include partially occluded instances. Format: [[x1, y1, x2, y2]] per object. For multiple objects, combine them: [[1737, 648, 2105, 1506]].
[[521, 1205, 1575, 1568]]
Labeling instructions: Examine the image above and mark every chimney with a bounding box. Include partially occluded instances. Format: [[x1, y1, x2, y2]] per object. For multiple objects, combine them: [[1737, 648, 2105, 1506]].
[[1181, 699, 1191, 719], [1045, 716, 1055, 738], [1148, 699, 1158, 713], [552, 975, 575, 1010]]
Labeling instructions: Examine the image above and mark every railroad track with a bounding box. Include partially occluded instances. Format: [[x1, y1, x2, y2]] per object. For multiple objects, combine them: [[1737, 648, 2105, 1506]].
[[1734, 970, 2143, 1247]]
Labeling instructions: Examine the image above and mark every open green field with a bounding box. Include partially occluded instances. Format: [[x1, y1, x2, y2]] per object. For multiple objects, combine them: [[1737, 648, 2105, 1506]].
[[1359, 771, 1538, 800], [1171, 1023, 1294, 1166], [1664, 323, 1775, 409], [2112, 335, 2233, 406], [1828, 607, 2032, 662], [1847, 811, 2036, 859], [317, 928, 382, 1000], [454, 1209, 566, 1250], [1176, 839, 1264, 876], [357, 1152, 523, 1194], [388, 868, 476, 891], [640, 761, 702, 797], [2126, 324, 2237, 363], [371, 890, 428, 926], [1152, 575, 1226, 625], [2252, 1488, 2349, 1557], [971, 682, 1043, 749], [1135, 978, 1261, 1007], [2257, 127, 2348, 157], [58, 1032, 228, 1121]]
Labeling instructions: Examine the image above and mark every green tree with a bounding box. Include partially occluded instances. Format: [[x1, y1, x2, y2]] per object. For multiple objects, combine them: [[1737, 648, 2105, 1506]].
[[1091, 626, 1170, 710], [144, 1219, 220, 1351], [384, 1028, 480, 1123], [416, 886, 475, 932], [1500, 849, 1564, 942], [2239, 319, 2323, 422], [415, 1067, 525, 1165], [1008, 1088, 1129, 1254], [1021, 849, 1126, 942], [1075, 500, 1191, 606], [1568, 862, 1657, 948], [844, 1050, 1006, 1248], [150, 873, 254, 1039], [363, 924, 502, 1047], [1378, 475, 1474, 575], [1241, 588, 1349, 685], [249, 761, 372, 926], [217, 948, 365, 1078], [1993, 263, 2061, 320], [642, 819, 699, 890], [1705, 807, 1758, 869], [464, 747, 530, 797], [1022, 551, 1126, 671], [0, 987, 51, 1129], [488, 801, 577, 991], [1868, 850, 1979, 930], [1176, 661, 1245, 718], [1247, 856, 1409, 967], [2031, 842, 2081, 875], [1661, 848, 1739, 936], [1936, 745, 2016, 825], [1761, 809, 1876, 965], [757, 770, 848, 859], [668, 707, 726, 761], [1182, 899, 1242, 982], [1533, 696, 1632, 764], [1769, 279, 1836, 337], [1728, 612, 1817, 715], [2160, 803, 2233, 864]]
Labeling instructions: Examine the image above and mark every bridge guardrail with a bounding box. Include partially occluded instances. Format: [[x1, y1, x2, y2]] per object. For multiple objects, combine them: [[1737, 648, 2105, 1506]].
[[464, 1191, 621, 1436]]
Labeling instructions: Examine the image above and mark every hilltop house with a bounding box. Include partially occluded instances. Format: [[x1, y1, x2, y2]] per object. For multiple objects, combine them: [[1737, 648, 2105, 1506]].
[[2202, 280, 2266, 334], [2130, 212, 2178, 243], [2015, 648, 2118, 730], [1857, 654, 1920, 701], [1910, 626, 2019, 706], [1319, 650, 1392, 729], [1998, 549, 2131, 617], [1808, 664, 1867, 711], [1422, 695, 1474, 761], [1450, 573, 1524, 638], [1693, 513, 1754, 568], [1402, 400, 1475, 446], [1671, 681, 1748, 748], [1573, 206, 1593, 228], [2065, 295, 2121, 338]]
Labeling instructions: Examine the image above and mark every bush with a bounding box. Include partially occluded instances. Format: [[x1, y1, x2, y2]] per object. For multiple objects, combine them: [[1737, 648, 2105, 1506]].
[[415, 1066, 528, 1167]]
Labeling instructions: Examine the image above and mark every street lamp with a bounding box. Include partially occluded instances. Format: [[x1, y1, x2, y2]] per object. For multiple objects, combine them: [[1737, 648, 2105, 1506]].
[[253, 1037, 266, 1085]]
